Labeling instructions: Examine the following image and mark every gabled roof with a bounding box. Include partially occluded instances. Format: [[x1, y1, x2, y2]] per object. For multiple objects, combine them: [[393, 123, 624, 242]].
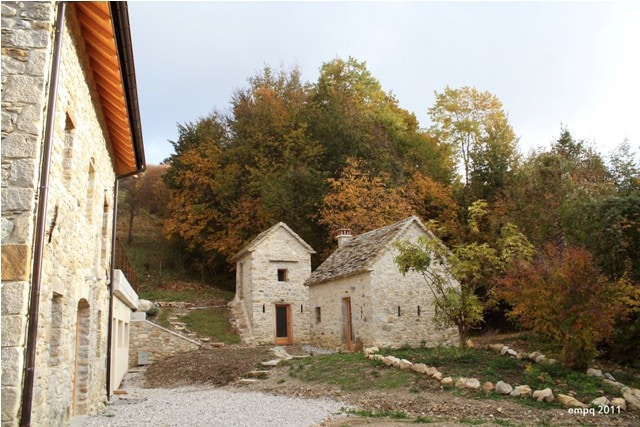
[[232, 222, 316, 262], [305, 216, 427, 286]]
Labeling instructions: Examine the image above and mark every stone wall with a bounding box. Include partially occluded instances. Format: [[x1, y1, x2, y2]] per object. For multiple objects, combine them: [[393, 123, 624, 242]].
[[2, 3, 123, 425], [1, 2, 55, 422], [309, 222, 458, 350], [309, 273, 373, 350], [368, 222, 459, 348], [128, 319, 201, 368], [235, 225, 312, 345]]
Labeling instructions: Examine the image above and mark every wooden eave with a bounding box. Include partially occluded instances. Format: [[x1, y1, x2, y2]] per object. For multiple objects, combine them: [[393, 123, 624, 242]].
[[75, 2, 141, 175]]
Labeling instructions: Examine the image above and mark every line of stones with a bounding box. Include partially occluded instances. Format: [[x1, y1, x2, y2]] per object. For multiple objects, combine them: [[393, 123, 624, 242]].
[[363, 346, 640, 412]]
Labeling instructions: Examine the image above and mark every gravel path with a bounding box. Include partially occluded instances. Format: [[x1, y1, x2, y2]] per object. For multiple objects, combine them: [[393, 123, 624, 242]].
[[77, 371, 346, 427]]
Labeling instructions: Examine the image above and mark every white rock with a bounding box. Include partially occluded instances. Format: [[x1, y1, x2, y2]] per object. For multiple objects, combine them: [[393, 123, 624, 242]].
[[363, 346, 379, 355], [455, 377, 467, 388], [495, 381, 513, 395], [137, 299, 153, 312], [591, 396, 610, 408], [506, 349, 518, 357], [603, 372, 616, 381], [557, 394, 587, 408], [441, 377, 453, 386], [399, 359, 413, 370], [534, 355, 546, 363], [611, 397, 626, 411], [431, 371, 443, 381], [488, 343, 505, 353], [528, 351, 542, 361], [623, 388, 640, 411], [586, 368, 603, 377], [482, 382, 494, 392], [500, 346, 510, 356], [465, 378, 481, 390], [411, 363, 428, 374], [532, 388, 554, 402], [510, 385, 532, 397]]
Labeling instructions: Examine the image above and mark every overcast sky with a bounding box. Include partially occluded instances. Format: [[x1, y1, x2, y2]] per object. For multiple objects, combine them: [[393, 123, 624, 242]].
[[127, 1, 640, 165]]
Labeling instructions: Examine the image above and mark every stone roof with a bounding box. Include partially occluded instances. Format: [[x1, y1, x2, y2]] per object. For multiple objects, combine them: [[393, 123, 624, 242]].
[[305, 216, 426, 286], [231, 222, 316, 262]]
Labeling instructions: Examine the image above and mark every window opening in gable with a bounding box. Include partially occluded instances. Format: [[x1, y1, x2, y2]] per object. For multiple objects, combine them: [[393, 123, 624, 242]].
[[277, 269, 288, 282]]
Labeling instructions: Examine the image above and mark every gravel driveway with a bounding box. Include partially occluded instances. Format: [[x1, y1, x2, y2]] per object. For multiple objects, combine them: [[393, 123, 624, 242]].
[[75, 371, 346, 427]]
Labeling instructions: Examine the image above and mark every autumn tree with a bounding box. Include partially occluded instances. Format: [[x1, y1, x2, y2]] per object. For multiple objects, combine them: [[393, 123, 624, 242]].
[[428, 86, 518, 202], [120, 164, 170, 243], [318, 157, 413, 241], [394, 200, 534, 347], [498, 244, 638, 370]]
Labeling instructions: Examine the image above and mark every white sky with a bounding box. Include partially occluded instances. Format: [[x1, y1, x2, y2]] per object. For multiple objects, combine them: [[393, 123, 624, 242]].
[[127, 1, 640, 165]]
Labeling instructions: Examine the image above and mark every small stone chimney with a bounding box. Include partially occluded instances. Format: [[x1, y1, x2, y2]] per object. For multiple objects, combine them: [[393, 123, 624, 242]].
[[336, 228, 353, 247]]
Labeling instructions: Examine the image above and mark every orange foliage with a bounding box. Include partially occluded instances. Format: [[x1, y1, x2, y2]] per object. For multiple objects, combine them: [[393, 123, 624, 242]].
[[318, 157, 413, 238]]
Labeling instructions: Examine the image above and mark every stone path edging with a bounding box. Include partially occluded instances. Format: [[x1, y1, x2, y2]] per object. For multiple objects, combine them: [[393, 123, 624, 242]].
[[363, 346, 640, 412]]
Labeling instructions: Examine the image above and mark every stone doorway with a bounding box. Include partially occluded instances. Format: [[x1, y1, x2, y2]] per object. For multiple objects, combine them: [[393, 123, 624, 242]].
[[275, 304, 291, 345]]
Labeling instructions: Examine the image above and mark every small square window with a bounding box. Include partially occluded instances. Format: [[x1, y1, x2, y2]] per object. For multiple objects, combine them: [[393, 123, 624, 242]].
[[277, 269, 288, 282], [315, 307, 321, 323]]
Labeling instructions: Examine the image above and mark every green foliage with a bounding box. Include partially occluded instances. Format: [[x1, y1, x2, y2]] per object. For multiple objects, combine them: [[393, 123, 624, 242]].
[[394, 201, 533, 346]]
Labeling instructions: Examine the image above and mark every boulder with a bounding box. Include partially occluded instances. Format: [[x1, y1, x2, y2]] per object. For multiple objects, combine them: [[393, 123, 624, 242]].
[[495, 381, 513, 395], [411, 363, 429, 375], [500, 346, 511, 356], [603, 372, 616, 381], [586, 368, 603, 378], [488, 343, 505, 353], [399, 359, 413, 370], [528, 351, 542, 361], [465, 339, 475, 348], [363, 346, 379, 355], [482, 382, 495, 393], [431, 371, 443, 381], [623, 388, 640, 411], [534, 355, 546, 364], [557, 394, 587, 408], [532, 388, 554, 402], [455, 377, 467, 388], [441, 377, 453, 386], [425, 366, 438, 377], [510, 385, 532, 397], [465, 378, 481, 390], [591, 396, 610, 408], [137, 299, 153, 312], [611, 397, 626, 411], [506, 349, 518, 357], [546, 358, 558, 365]]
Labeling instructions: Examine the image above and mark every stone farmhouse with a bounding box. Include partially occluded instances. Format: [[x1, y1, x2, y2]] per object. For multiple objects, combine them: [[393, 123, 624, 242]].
[[2, 2, 145, 426], [232, 216, 459, 350], [230, 222, 315, 345]]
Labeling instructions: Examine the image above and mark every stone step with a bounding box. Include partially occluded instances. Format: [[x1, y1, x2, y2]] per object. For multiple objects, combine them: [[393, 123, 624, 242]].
[[261, 359, 281, 367], [237, 378, 259, 385]]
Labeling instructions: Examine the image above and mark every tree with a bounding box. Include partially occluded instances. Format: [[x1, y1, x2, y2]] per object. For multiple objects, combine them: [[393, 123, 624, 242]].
[[428, 86, 518, 201], [498, 244, 638, 370], [120, 164, 170, 243], [318, 157, 413, 241], [394, 200, 534, 347]]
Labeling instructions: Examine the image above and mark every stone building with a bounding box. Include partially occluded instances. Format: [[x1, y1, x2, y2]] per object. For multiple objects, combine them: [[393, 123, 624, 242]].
[[306, 216, 459, 351], [2, 2, 145, 425], [230, 222, 315, 345]]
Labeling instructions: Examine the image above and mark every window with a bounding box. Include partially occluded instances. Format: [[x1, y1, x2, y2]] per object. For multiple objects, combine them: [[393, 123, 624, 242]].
[[63, 113, 75, 183], [315, 307, 321, 323], [277, 269, 288, 282]]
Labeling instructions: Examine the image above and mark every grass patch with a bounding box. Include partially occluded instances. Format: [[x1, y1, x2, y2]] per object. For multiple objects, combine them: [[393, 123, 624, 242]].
[[180, 307, 240, 344], [287, 353, 416, 391]]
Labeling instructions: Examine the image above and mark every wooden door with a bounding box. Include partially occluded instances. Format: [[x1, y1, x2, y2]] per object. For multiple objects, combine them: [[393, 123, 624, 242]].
[[275, 304, 292, 345], [342, 297, 354, 351]]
